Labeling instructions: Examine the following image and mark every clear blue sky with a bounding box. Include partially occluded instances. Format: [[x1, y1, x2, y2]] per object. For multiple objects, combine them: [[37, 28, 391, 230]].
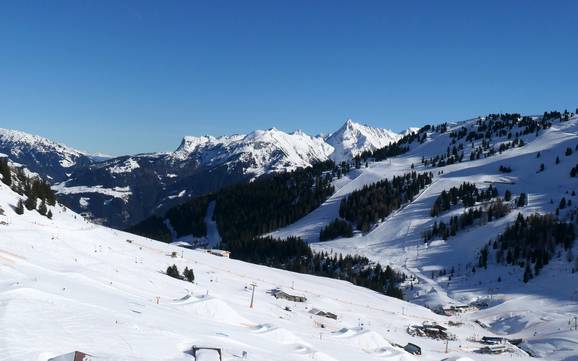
[[1, 1, 577, 155]]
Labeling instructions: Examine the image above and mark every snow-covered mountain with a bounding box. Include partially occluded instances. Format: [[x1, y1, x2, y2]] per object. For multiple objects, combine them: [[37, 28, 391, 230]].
[[172, 128, 333, 175], [0, 128, 95, 181], [0, 121, 400, 228], [52, 128, 338, 228], [325, 119, 402, 162]]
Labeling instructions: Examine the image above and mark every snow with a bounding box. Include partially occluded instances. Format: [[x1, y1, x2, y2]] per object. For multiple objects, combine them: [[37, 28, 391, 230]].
[[108, 158, 140, 174], [79, 197, 90, 208], [325, 119, 402, 162], [0, 128, 88, 168], [272, 115, 578, 361], [53, 181, 132, 202], [169, 120, 402, 178], [0, 173, 499, 361]]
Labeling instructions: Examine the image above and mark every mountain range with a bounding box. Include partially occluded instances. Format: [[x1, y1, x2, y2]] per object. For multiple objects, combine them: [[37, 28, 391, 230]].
[[0, 120, 407, 228]]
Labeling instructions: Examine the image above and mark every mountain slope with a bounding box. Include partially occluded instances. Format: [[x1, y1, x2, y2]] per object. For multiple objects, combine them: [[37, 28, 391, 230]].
[[173, 128, 333, 175], [53, 128, 335, 228], [0, 128, 95, 181], [0, 173, 496, 361], [271, 113, 578, 360]]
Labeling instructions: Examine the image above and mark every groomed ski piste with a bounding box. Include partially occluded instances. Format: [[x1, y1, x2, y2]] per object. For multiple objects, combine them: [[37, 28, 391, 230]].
[[271, 115, 578, 361]]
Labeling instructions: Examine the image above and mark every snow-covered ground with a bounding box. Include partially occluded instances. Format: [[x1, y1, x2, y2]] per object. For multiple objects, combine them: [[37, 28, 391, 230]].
[[0, 178, 502, 361], [273, 116, 578, 360]]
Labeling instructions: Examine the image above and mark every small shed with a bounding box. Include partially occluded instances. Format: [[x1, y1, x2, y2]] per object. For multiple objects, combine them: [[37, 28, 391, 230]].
[[481, 336, 506, 345], [309, 308, 338, 320], [48, 351, 94, 361], [403, 343, 422, 355], [206, 249, 230, 258], [271, 289, 306, 302]]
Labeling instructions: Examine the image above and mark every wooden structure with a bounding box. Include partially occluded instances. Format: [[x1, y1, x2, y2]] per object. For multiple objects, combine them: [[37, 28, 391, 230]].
[[206, 249, 230, 258], [270, 289, 307, 302], [407, 322, 454, 340], [309, 308, 338, 320]]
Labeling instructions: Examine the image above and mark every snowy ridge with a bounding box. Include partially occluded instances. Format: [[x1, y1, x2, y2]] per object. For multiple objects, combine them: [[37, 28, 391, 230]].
[[171, 129, 333, 175], [0, 128, 88, 168], [172, 121, 402, 175]]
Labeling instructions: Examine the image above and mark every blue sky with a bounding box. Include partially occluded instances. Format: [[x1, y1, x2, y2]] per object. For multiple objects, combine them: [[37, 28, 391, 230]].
[[1, 1, 577, 155]]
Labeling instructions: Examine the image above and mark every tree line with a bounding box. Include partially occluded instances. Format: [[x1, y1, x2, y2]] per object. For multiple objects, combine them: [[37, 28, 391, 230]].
[[319, 218, 354, 241], [339, 171, 433, 232], [423, 198, 511, 242], [214, 161, 335, 242], [430, 182, 498, 217], [488, 213, 576, 282], [225, 235, 405, 299], [129, 161, 337, 243]]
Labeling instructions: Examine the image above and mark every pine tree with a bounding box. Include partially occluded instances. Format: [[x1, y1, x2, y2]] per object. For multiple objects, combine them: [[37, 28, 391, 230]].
[[38, 200, 47, 216], [0, 159, 11, 186], [15, 199, 24, 215], [47, 209, 53, 219], [24, 195, 36, 211], [183, 267, 195, 282], [517, 193, 527, 207], [166, 264, 181, 279], [523, 263, 533, 283]]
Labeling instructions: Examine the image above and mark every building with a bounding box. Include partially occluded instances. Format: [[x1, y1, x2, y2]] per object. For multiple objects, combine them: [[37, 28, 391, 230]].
[[481, 336, 506, 345], [206, 249, 230, 258], [478, 344, 508, 354], [407, 322, 453, 340], [309, 308, 338, 320], [270, 289, 307, 302]]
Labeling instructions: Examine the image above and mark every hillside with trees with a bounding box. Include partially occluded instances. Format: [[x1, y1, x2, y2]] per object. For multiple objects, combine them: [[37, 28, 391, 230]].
[[226, 235, 405, 299], [339, 171, 433, 232]]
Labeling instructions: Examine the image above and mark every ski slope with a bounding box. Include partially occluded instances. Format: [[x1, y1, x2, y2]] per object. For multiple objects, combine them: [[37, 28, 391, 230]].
[[272, 116, 578, 360], [0, 179, 517, 361]]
